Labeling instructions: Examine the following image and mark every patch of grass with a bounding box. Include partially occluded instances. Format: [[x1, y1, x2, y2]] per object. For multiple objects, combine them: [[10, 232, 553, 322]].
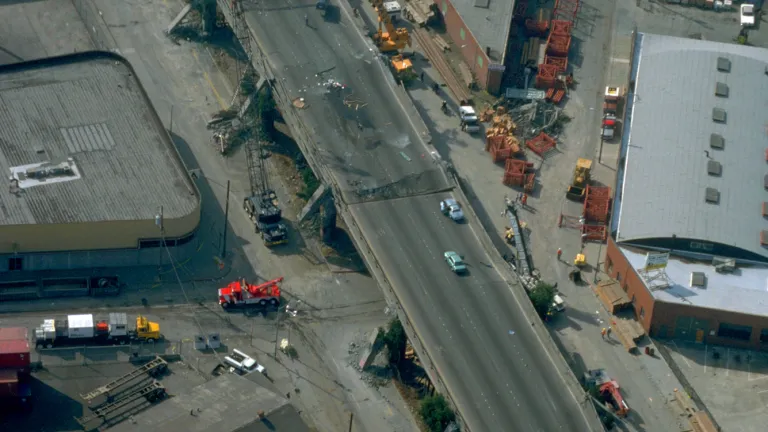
[[297, 165, 320, 200]]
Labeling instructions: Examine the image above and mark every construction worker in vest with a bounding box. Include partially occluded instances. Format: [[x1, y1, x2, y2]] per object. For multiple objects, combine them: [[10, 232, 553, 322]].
[[557, 248, 563, 261], [601, 328, 607, 339]]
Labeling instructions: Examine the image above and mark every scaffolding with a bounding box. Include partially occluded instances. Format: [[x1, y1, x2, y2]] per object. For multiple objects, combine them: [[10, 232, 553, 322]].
[[80, 356, 167, 404]]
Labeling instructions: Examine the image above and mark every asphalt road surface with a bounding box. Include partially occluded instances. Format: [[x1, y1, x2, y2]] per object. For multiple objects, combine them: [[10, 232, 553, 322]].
[[243, 1, 594, 430]]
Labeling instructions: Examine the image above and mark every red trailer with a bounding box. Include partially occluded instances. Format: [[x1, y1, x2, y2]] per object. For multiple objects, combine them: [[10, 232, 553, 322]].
[[0, 328, 30, 372]]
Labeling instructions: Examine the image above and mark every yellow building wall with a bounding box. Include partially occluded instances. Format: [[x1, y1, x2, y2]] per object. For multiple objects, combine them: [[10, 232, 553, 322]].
[[0, 205, 200, 253]]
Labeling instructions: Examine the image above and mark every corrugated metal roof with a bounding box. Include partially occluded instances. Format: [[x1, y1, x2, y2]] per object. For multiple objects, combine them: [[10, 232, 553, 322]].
[[447, 0, 515, 63], [617, 33, 768, 261], [0, 53, 198, 226]]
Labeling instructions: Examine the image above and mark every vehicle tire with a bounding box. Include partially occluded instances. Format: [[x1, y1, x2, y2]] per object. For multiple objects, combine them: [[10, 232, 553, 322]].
[[119, 339, 126, 345], [269, 298, 278, 306], [46, 343, 52, 349], [222, 302, 229, 309], [259, 299, 268, 307]]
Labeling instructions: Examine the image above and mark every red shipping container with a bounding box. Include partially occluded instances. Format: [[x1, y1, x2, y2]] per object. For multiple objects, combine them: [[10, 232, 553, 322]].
[[0, 369, 19, 398], [0, 328, 30, 370]]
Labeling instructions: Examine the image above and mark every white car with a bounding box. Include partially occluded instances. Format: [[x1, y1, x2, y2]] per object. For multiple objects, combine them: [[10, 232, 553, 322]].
[[440, 199, 464, 221], [741, 4, 756, 27]]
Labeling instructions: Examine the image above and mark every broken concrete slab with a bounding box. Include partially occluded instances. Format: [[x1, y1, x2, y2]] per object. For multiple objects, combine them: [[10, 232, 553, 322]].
[[165, 3, 192, 35]]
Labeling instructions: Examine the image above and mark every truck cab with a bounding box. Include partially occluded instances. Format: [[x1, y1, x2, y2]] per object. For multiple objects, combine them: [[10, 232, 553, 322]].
[[459, 104, 480, 133], [135, 316, 161, 340]]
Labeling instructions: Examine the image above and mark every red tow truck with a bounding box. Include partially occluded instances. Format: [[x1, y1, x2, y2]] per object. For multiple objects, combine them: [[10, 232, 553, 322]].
[[218, 277, 282, 309]]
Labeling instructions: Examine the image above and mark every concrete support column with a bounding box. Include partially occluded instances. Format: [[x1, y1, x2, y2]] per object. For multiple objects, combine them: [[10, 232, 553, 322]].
[[201, 0, 217, 37], [320, 195, 337, 244]]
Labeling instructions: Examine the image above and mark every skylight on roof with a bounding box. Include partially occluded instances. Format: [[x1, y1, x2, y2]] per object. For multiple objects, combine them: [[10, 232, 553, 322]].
[[715, 82, 728, 97], [712, 108, 726, 123], [710, 134, 724, 150], [717, 57, 731, 72], [705, 187, 720, 204]]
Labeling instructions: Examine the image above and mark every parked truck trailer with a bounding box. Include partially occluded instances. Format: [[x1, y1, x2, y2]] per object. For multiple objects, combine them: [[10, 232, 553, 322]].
[[34, 313, 161, 349]]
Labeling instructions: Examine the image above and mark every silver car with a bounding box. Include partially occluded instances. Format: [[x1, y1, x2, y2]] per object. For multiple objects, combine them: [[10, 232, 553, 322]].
[[440, 199, 464, 222]]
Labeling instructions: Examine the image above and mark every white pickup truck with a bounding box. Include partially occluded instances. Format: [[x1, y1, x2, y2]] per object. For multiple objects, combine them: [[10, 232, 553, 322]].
[[459, 104, 480, 133], [741, 3, 756, 27]]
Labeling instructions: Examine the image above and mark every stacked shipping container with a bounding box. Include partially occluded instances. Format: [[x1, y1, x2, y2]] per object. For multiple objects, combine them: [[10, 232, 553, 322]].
[[0, 327, 31, 402]]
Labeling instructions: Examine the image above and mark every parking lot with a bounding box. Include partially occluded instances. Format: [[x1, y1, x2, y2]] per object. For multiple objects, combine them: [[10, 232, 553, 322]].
[[663, 341, 768, 432]]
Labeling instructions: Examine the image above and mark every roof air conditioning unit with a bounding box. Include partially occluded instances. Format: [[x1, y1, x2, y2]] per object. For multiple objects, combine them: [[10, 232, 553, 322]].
[[712, 256, 736, 273]]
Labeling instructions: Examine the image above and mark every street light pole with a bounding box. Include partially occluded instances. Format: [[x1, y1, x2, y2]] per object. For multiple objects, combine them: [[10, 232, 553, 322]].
[[273, 307, 281, 357], [222, 180, 230, 258]]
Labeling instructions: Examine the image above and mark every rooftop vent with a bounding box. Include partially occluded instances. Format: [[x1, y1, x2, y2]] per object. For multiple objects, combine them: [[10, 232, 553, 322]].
[[715, 82, 729, 97], [764, 202, 768, 217], [717, 57, 731, 72], [762, 230, 768, 246], [765, 174, 768, 189], [712, 256, 736, 273], [474, 0, 490, 7], [25, 161, 75, 180], [707, 160, 722, 176], [712, 108, 726, 123], [705, 187, 720, 204], [690, 272, 707, 288], [710, 133, 724, 150]]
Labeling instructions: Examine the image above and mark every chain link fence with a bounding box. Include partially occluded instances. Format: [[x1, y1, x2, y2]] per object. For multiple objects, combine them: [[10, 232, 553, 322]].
[[35, 340, 172, 368], [71, 0, 119, 51]]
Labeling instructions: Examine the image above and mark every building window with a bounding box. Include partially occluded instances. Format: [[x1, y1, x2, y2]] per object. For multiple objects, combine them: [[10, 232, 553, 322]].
[[631, 295, 636, 304], [606, 258, 613, 274], [460, 28, 466, 41], [639, 306, 645, 319], [761, 329, 768, 344], [717, 322, 752, 342], [477, 55, 483, 68], [616, 273, 621, 282], [8, 257, 22, 272]]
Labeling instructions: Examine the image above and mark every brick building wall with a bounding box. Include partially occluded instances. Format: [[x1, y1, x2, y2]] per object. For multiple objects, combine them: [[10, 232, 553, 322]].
[[434, 0, 505, 94], [605, 237, 768, 351]]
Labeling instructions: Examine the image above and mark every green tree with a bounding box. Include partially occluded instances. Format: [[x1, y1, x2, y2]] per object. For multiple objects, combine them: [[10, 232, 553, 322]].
[[254, 89, 276, 139], [382, 318, 407, 365], [419, 394, 456, 432], [529, 281, 556, 319]]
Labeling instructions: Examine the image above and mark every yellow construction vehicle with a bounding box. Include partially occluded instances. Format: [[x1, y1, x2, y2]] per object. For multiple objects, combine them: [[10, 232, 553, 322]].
[[136, 315, 162, 340], [391, 53, 415, 80], [574, 253, 587, 267], [566, 158, 592, 201], [372, 2, 411, 53]]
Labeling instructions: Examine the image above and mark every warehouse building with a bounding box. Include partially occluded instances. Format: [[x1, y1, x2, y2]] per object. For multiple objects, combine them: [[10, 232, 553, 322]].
[[432, 0, 514, 95], [605, 33, 768, 350], [0, 52, 200, 280]]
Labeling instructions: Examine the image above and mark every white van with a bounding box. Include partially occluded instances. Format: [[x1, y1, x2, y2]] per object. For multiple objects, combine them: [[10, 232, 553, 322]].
[[552, 294, 565, 312]]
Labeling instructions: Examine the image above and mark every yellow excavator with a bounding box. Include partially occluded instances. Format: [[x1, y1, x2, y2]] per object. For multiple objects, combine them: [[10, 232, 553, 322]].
[[370, 0, 414, 79], [566, 158, 592, 201]]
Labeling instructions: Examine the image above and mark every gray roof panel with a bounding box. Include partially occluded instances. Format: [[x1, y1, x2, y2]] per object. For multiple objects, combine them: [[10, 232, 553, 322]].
[[447, 0, 515, 63], [0, 52, 198, 226], [617, 33, 768, 261]]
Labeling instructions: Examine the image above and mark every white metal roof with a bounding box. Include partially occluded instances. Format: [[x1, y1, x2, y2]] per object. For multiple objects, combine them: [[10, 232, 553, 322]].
[[621, 247, 768, 317]]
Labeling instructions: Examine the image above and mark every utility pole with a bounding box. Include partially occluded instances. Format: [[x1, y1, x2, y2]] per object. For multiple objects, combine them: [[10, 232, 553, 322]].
[[273, 307, 281, 357], [222, 180, 231, 258], [348, 413, 353, 432], [155, 206, 164, 275], [169, 105, 174, 135]]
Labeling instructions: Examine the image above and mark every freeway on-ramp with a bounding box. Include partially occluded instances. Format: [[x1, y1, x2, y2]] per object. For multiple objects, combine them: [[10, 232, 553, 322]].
[[235, 1, 600, 430]]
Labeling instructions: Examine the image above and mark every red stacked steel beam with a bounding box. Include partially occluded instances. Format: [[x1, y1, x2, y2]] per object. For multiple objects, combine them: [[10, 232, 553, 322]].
[[550, 20, 573, 37], [485, 134, 503, 152], [544, 55, 568, 73], [581, 225, 607, 242], [526, 132, 557, 157], [535, 64, 559, 89], [585, 185, 612, 200], [546, 34, 571, 57], [553, 0, 580, 24], [503, 159, 531, 187]]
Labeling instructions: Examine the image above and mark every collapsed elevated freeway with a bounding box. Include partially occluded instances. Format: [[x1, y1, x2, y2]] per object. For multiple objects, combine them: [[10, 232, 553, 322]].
[[218, 0, 602, 430]]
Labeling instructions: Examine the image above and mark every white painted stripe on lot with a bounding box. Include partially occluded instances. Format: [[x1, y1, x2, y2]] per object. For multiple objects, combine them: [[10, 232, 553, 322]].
[[610, 57, 630, 64]]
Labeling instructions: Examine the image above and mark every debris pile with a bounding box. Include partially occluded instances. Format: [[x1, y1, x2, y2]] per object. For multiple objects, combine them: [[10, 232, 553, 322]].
[[484, 106, 522, 163], [207, 110, 242, 155]]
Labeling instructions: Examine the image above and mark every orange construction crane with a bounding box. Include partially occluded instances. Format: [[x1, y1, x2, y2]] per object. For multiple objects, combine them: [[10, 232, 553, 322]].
[[372, 3, 411, 53]]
